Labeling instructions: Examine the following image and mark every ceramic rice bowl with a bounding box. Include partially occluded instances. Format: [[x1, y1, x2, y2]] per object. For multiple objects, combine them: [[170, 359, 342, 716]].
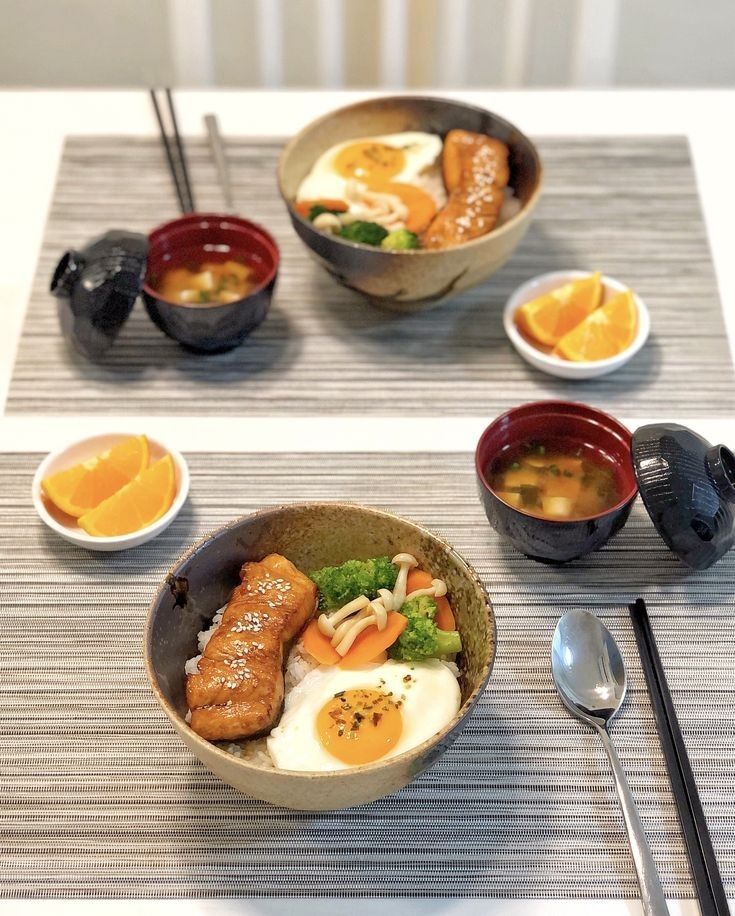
[[278, 95, 543, 312], [145, 502, 496, 809]]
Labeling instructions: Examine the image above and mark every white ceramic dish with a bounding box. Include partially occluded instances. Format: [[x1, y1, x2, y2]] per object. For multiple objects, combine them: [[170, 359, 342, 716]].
[[32, 432, 190, 551], [503, 270, 650, 380]]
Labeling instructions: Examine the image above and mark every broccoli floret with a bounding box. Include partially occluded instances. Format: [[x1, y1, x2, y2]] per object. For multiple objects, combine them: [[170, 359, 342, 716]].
[[390, 615, 462, 662], [380, 228, 420, 251], [338, 221, 389, 247], [308, 204, 343, 221], [400, 594, 438, 620], [390, 595, 462, 661], [310, 556, 398, 610]]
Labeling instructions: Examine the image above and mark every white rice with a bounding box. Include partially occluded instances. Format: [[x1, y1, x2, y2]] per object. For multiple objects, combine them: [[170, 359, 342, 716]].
[[185, 610, 461, 770], [284, 642, 320, 690], [417, 167, 447, 210], [224, 736, 272, 768], [198, 609, 224, 652]]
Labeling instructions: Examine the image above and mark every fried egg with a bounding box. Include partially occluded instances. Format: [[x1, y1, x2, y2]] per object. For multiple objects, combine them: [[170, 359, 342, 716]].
[[267, 659, 460, 771], [296, 132, 443, 204]]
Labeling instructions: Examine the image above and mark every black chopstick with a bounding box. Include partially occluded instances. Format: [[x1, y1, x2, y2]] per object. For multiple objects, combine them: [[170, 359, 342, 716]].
[[165, 88, 196, 213], [629, 598, 729, 916], [148, 88, 196, 214]]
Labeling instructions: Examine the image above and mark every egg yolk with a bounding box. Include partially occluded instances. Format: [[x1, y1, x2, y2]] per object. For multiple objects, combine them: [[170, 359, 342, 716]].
[[334, 142, 405, 183], [316, 688, 403, 765]]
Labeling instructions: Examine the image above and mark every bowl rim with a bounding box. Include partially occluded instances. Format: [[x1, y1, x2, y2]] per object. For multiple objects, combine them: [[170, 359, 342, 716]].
[[276, 93, 544, 256], [474, 400, 639, 524], [32, 431, 190, 548], [503, 270, 651, 374], [144, 500, 497, 780], [142, 212, 280, 308]]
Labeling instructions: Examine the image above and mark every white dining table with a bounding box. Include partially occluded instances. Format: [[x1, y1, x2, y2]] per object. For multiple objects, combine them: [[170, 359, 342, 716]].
[[1, 88, 734, 916]]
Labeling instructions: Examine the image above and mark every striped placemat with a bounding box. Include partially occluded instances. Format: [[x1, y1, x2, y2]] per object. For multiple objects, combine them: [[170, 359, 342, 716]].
[[1, 451, 733, 900], [6, 135, 735, 417]]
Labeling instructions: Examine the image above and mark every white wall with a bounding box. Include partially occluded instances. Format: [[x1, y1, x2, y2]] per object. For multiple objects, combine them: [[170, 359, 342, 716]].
[[0, 0, 733, 89], [0, 0, 173, 86]]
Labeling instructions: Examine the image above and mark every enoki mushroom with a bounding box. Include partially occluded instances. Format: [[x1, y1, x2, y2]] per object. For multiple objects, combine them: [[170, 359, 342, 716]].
[[314, 553, 448, 657]]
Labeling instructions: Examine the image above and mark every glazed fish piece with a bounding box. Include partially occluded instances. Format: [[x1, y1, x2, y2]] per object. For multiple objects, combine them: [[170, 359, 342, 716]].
[[186, 553, 317, 741], [422, 129, 510, 249]]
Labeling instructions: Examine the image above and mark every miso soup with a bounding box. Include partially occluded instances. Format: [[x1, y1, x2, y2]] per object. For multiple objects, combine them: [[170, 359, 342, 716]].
[[156, 259, 256, 306], [488, 440, 621, 520]]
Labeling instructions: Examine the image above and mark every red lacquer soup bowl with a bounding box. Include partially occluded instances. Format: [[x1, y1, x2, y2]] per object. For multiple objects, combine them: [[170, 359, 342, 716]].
[[142, 214, 279, 354], [475, 401, 638, 563]]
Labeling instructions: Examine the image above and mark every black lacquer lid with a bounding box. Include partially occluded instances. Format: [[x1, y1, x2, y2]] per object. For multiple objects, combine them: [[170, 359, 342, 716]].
[[50, 230, 148, 359], [632, 423, 735, 570]]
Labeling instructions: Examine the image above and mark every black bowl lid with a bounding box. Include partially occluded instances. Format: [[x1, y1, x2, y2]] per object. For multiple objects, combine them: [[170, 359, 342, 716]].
[[50, 230, 148, 359], [632, 423, 735, 570]]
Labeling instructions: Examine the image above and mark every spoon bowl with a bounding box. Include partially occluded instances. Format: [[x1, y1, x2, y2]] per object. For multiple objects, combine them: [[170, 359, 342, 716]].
[[551, 608, 626, 726]]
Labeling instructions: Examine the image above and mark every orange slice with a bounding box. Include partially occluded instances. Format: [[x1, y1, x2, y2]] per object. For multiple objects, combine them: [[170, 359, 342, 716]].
[[41, 435, 150, 518], [78, 455, 176, 537], [515, 272, 603, 346], [554, 289, 638, 362]]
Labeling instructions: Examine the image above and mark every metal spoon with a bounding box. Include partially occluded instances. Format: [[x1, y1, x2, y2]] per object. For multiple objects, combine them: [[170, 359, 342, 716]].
[[551, 609, 669, 916]]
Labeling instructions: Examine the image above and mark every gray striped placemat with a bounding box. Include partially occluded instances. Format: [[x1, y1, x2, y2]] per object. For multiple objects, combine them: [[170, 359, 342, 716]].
[[1, 451, 733, 900], [6, 135, 735, 417]]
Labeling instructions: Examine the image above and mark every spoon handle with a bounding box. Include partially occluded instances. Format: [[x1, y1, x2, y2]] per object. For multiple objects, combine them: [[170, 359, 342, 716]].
[[597, 725, 670, 916]]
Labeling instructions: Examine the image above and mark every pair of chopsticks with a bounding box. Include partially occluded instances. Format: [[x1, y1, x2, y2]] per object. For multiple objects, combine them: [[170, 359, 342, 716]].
[[629, 598, 729, 916], [149, 88, 196, 214], [150, 88, 235, 214]]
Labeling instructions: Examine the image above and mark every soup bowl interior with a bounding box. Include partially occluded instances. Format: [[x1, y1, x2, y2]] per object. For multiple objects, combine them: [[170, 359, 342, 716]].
[[278, 95, 543, 311], [475, 401, 638, 563], [145, 502, 495, 809], [142, 213, 279, 353]]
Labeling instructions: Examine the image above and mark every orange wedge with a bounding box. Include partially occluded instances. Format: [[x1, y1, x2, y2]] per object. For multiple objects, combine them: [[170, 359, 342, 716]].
[[78, 455, 176, 537], [41, 435, 150, 518], [554, 289, 638, 362], [515, 272, 603, 346]]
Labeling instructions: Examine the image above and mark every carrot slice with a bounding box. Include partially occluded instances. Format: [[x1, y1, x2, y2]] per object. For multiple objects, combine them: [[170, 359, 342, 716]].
[[339, 650, 388, 670], [295, 198, 348, 218], [406, 569, 433, 592], [369, 181, 437, 233], [340, 611, 408, 666], [300, 619, 340, 665], [405, 569, 456, 631], [435, 600, 456, 632], [301, 614, 406, 667]]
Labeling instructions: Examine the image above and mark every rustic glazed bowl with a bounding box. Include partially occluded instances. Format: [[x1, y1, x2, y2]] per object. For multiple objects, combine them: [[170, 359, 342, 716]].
[[142, 214, 279, 353], [475, 401, 638, 563], [145, 502, 495, 809], [278, 95, 543, 312]]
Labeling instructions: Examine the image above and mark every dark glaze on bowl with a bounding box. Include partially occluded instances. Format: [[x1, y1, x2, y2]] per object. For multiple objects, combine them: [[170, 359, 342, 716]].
[[278, 95, 543, 312], [145, 502, 496, 810], [475, 401, 637, 563], [142, 214, 279, 353]]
